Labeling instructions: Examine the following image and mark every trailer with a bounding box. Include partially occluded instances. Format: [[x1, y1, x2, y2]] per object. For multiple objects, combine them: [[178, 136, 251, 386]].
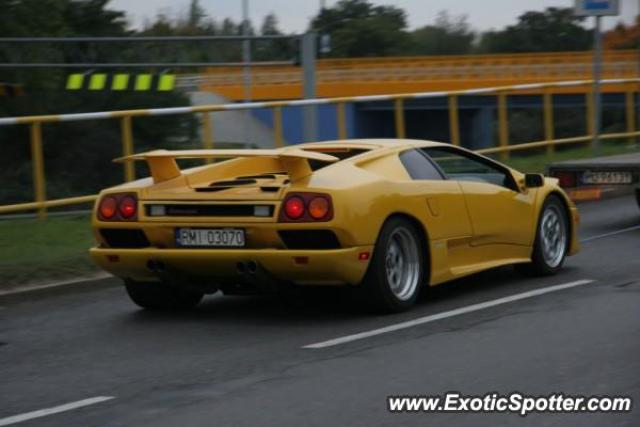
[[548, 152, 640, 208]]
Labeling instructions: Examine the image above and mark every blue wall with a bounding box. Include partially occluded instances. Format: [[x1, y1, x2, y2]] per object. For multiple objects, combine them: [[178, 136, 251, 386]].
[[251, 93, 629, 148], [252, 103, 356, 145]]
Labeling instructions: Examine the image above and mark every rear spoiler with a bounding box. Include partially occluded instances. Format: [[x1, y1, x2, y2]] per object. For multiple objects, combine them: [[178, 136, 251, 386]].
[[114, 149, 339, 183]]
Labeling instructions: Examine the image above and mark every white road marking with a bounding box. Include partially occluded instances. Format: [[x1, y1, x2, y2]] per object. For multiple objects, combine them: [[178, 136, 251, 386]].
[[303, 279, 594, 349], [0, 396, 115, 426], [0, 273, 112, 297], [581, 224, 640, 243]]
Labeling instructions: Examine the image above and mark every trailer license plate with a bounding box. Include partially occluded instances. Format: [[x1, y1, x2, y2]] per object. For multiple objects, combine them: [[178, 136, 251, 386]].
[[581, 171, 632, 185]]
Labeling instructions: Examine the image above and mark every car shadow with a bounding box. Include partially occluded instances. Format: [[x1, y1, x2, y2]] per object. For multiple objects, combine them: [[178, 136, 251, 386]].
[[122, 264, 575, 327]]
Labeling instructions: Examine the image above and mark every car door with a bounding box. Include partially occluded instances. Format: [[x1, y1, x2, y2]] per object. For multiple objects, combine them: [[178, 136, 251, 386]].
[[422, 146, 536, 247], [398, 149, 473, 242], [398, 148, 477, 282]]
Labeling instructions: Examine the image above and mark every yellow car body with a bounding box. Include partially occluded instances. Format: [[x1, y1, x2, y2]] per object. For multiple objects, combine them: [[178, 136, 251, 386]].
[[90, 139, 579, 308]]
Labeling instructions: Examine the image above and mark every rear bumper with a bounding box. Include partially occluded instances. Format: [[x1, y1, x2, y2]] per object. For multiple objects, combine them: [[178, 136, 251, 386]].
[[89, 246, 373, 286]]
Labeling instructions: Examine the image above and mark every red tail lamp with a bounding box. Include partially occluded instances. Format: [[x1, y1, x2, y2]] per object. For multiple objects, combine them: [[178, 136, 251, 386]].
[[99, 196, 117, 219], [98, 193, 138, 221], [119, 196, 137, 219], [284, 196, 305, 220], [552, 171, 577, 188], [279, 193, 333, 222]]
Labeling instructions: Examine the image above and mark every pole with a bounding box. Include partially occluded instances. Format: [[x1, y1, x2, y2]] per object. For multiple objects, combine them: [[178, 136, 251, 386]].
[[302, 32, 317, 142], [448, 95, 460, 146], [592, 15, 602, 148], [30, 122, 47, 220], [242, 0, 252, 146], [497, 92, 509, 160], [120, 116, 135, 182], [394, 98, 406, 139], [273, 106, 284, 147], [202, 112, 214, 163]]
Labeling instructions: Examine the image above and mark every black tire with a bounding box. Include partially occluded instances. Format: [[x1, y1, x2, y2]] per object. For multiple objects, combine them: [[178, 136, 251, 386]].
[[358, 217, 426, 313], [125, 280, 204, 310], [516, 195, 569, 276]]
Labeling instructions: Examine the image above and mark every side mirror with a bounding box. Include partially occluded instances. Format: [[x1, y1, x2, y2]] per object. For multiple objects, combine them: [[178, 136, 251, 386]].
[[524, 173, 544, 188]]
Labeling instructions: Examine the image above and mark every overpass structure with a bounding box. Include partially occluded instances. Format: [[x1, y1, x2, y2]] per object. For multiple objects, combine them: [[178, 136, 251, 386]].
[[190, 50, 638, 100], [184, 50, 639, 147]]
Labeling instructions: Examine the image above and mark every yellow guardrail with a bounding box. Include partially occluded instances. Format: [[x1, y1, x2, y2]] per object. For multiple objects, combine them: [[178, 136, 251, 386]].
[[0, 78, 638, 219], [194, 50, 638, 100]]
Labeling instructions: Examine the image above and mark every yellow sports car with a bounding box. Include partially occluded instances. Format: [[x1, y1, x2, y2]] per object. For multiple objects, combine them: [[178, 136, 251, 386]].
[[90, 139, 579, 312]]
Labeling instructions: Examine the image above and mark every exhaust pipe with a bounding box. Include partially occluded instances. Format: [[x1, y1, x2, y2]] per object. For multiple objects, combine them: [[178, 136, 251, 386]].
[[146, 259, 165, 273], [247, 260, 258, 274], [236, 261, 247, 274]]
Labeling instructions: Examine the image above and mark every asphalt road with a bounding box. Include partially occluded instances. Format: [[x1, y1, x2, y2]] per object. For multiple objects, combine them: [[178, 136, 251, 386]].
[[1, 195, 639, 426]]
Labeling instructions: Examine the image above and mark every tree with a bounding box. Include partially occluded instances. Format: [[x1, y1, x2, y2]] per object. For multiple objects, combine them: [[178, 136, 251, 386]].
[[309, 0, 409, 57], [478, 7, 591, 53], [409, 11, 475, 56], [0, 0, 197, 204], [604, 17, 640, 49], [255, 13, 294, 61], [261, 13, 280, 35], [187, 0, 206, 30]]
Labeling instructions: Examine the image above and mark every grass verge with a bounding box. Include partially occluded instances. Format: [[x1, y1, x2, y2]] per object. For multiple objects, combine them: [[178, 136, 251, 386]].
[[0, 214, 99, 290]]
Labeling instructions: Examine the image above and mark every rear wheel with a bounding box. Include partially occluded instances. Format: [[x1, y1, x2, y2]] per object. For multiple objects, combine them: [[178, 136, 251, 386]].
[[517, 195, 569, 276], [359, 217, 425, 312], [125, 280, 204, 310]]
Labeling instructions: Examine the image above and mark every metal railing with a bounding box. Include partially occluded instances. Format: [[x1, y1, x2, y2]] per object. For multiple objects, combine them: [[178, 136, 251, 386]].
[[0, 78, 638, 219]]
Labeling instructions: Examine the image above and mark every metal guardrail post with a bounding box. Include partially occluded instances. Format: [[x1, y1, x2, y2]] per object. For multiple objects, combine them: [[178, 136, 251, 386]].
[[120, 116, 135, 181], [202, 112, 214, 162], [448, 95, 460, 146], [394, 98, 406, 139], [273, 107, 284, 148], [29, 122, 47, 219], [543, 90, 555, 155], [497, 92, 509, 160], [586, 89, 595, 138], [302, 32, 318, 142], [625, 91, 636, 145], [337, 102, 347, 140]]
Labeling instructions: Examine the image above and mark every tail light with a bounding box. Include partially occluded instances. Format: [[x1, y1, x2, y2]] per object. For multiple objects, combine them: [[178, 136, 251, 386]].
[[99, 196, 117, 219], [279, 193, 333, 222], [284, 197, 305, 220], [119, 196, 137, 219], [97, 193, 138, 221], [308, 197, 330, 219], [552, 171, 577, 188]]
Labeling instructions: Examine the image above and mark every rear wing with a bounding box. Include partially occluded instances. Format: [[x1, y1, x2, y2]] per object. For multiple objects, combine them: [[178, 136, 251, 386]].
[[114, 149, 339, 183]]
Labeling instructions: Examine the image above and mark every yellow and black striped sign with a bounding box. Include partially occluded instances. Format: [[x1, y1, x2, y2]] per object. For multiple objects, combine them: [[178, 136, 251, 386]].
[[0, 83, 25, 97], [66, 72, 176, 92]]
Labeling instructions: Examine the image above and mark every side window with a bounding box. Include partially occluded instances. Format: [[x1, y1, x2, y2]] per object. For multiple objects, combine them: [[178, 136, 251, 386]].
[[399, 149, 444, 180], [422, 147, 515, 190]]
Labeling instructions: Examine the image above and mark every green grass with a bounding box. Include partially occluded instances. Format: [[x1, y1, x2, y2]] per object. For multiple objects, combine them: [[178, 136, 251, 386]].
[[0, 214, 99, 289], [499, 141, 640, 174]]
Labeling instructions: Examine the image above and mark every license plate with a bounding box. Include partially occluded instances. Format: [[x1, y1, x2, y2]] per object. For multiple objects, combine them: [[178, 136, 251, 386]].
[[581, 171, 632, 185], [175, 228, 245, 247]]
